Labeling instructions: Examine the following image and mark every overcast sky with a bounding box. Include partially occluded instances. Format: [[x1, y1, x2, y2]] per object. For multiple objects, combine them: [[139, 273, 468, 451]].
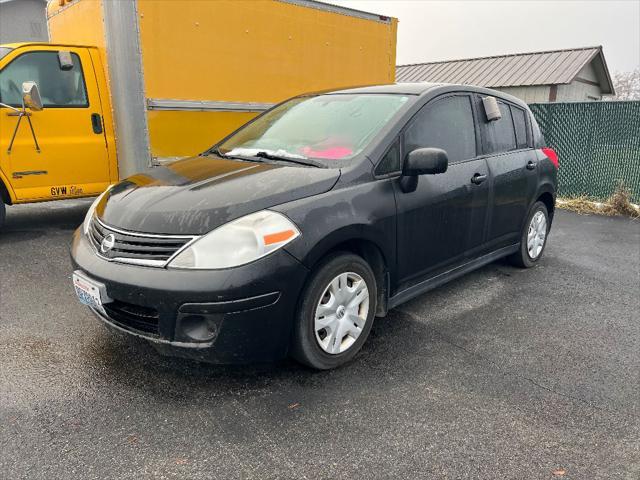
[[330, 0, 640, 73]]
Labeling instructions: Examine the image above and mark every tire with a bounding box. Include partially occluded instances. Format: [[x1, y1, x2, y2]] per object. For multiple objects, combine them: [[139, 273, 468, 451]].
[[291, 252, 377, 370], [0, 201, 5, 231], [508, 201, 550, 268]]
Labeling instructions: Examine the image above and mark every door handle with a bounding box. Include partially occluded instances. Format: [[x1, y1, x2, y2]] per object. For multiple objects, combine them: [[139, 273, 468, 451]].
[[471, 173, 487, 185], [526, 161, 537, 170], [91, 113, 103, 134]]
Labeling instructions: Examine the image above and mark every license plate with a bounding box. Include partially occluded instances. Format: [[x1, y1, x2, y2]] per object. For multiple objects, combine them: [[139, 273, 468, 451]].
[[73, 271, 110, 316]]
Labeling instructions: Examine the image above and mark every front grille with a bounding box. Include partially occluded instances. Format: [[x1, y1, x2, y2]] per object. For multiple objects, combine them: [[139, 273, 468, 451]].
[[103, 300, 160, 335], [88, 216, 195, 267]]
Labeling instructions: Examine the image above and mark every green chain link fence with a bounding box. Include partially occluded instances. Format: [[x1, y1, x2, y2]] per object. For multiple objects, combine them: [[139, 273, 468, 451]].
[[529, 101, 640, 203]]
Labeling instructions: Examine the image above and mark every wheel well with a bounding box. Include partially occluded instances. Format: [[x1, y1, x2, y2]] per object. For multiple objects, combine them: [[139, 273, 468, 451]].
[[537, 192, 555, 222], [315, 239, 389, 317], [0, 180, 11, 205]]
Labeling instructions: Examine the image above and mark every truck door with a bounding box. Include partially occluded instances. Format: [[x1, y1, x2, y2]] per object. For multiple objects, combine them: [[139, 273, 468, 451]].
[[0, 47, 111, 202]]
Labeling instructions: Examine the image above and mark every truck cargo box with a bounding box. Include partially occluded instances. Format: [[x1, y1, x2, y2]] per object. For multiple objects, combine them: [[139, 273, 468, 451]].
[[47, 0, 398, 176]]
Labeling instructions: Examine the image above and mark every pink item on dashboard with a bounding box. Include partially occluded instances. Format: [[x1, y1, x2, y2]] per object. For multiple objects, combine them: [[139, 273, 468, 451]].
[[301, 146, 353, 159]]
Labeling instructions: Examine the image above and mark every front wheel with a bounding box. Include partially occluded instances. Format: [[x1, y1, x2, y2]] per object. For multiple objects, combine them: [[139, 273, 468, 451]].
[[291, 252, 377, 370], [509, 201, 550, 268]]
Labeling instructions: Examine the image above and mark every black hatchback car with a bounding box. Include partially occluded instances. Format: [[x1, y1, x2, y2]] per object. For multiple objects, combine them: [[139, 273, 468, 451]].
[[71, 83, 558, 370]]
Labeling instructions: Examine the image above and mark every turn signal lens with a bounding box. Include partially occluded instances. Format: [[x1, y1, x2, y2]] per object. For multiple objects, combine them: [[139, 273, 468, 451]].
[[263, 229, 296, 245], [168, 211, 300, 270]]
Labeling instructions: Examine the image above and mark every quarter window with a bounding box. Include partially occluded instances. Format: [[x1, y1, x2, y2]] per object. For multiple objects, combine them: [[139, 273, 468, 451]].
[[375, 140, 401, 175], [511, 105, 529, 149], [0, 51, 88, 108], [483, 100, 517, 154], [404, 95, 476, 163]]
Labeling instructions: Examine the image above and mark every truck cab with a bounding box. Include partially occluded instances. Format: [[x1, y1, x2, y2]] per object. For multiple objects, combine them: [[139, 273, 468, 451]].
[[0, 43, 117, 213]]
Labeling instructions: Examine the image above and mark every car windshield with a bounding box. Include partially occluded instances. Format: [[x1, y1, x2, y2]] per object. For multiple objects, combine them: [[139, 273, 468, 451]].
[[217, 93, 409, 165], [0, 47, 13, 61]]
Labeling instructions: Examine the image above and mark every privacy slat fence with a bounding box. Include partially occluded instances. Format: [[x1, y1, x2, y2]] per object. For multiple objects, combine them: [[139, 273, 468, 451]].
[[530, 101, 640, 203]]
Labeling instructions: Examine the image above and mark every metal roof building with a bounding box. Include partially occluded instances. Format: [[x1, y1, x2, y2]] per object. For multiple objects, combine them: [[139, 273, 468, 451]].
[[0, 0, 48, 44], [396, 46, 615, 103]]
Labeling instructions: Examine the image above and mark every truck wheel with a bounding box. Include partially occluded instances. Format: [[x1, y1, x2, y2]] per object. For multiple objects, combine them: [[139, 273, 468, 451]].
[[291, 252, 377, 370], [0, 201, 5, 230], [508, 201, 550, 268]]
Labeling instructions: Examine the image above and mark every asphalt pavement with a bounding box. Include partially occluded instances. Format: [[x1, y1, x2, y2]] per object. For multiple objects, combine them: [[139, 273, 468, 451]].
[[1, 200, 638, 479]]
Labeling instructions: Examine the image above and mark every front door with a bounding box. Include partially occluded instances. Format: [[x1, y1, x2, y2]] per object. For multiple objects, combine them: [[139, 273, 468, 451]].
[[394, 94, 490, 288], [0, 46, 111, 202]]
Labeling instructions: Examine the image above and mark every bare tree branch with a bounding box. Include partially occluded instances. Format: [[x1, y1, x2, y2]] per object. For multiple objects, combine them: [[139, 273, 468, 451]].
[[609, 68, 640, 101]]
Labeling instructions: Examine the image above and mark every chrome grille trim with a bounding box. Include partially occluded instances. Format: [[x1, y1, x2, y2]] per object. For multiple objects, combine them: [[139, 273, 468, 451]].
[[88, 216, 199, 268]]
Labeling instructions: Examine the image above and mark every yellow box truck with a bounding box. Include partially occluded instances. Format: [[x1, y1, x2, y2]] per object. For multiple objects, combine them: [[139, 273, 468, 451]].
[[0, 0, 397, 228]]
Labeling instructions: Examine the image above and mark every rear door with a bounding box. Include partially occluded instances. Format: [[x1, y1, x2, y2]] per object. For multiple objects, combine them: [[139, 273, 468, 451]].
[[394, 93, 490, 287], [479, 97, 538, 249], [0, 46, 111, 202]]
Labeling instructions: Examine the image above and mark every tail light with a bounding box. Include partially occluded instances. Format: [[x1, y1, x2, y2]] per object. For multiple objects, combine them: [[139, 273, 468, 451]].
[[542, 147, 559, 169]]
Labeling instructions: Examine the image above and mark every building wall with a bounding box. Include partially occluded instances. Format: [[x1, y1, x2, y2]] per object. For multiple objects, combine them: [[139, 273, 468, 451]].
[[495, 63, 603, 104], [555, 63, 603, 101], [495, 85, 551, 104], [556, 80, 602, 102], [0, 0, 47, 44]]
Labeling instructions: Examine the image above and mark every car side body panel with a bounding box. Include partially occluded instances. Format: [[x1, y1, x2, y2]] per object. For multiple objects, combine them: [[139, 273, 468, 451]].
[[277, 174, 398, 287]]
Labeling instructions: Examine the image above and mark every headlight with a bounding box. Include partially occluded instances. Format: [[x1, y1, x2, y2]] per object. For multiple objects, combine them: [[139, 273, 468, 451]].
[[168, 210, 300, 270], [82, 186, 112, 235]]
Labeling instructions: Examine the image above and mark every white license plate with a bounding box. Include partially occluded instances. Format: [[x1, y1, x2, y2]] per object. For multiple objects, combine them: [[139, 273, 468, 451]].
[[73, 271, 110, 316]]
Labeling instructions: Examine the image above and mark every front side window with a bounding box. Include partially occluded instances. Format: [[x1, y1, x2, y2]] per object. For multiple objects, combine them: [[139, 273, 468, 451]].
[[0, 51, 88, 107], [483, 101, 517, 154], [218, 93, 410, 166], [403, 95, 476, 163]]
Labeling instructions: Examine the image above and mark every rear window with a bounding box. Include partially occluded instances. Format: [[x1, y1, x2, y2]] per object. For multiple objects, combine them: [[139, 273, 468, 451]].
[[483, 100, 516, 154]]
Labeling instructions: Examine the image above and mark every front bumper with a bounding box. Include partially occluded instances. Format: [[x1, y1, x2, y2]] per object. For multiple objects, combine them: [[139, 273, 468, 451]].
[[70, 228, 309, 363]]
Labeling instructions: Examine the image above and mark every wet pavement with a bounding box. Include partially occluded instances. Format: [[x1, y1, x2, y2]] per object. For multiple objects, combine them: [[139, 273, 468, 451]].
[[1, 200, 639, 479]]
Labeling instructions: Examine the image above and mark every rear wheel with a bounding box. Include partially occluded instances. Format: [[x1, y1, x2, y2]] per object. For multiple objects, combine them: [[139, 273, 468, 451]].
[[291, 252, 377, 370], [509, 201, 549, 268]]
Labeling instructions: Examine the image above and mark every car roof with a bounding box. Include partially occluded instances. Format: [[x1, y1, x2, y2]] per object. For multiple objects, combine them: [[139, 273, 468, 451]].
[[330, 82, 443, 95], [327, 82, 530, 110]]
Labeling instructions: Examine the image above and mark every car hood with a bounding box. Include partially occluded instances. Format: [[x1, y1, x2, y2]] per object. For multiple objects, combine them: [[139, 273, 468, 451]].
[[96, 155, 340, 235]]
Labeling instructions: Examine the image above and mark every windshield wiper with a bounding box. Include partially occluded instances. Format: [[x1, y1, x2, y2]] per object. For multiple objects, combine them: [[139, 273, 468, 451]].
[[209, 147, 264, 163], [255, 151, 323, 168]]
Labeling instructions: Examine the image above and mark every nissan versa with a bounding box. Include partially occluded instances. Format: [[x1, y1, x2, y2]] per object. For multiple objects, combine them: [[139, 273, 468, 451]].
[[71, 83, 558, 370]]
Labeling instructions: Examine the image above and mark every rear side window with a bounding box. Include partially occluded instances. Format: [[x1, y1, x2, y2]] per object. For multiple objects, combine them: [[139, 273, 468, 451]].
[[511, 105, 529, 149], [0, 51, 88, 108], [483, 100, 516, 154], [404, 95, 476, 163]]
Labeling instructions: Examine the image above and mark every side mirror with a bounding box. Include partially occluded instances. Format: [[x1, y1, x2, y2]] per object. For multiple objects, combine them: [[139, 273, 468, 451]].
[[22, 81, 43, 111], [404, 148, 448, 176], [400, 148, 448, 193]]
